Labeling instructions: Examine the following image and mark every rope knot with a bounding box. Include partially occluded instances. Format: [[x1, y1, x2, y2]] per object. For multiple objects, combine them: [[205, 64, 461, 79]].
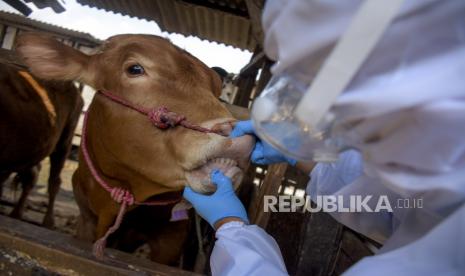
[[110, 187, 135, 206], [147, 107, 185, 129]]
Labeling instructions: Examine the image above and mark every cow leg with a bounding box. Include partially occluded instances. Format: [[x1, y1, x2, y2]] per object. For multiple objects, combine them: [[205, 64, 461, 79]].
[[0, 172, 11, 199], [72, 171, 97, 242], [42, 150, 66, 228], [10, 166, 39, 219], [148, 220, 190, 265], [95, 210, 118, 241], [72, 168, 118, 244], [44, 103, 80, 228], [43, 124, 75, 228]]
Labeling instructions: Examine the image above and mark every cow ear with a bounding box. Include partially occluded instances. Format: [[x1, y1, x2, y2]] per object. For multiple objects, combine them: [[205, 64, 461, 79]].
[[15, 32, 94, 85]]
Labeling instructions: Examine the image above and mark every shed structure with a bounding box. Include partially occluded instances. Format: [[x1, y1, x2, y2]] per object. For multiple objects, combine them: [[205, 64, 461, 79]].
[[1, 1, 376, 275]]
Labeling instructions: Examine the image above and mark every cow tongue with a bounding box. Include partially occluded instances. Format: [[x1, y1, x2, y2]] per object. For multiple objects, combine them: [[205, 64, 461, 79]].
[[185, 158, 243, 194]]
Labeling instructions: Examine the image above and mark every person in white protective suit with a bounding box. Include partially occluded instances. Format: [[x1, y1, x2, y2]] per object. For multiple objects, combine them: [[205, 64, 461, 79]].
[[183, 0, 465, 275]]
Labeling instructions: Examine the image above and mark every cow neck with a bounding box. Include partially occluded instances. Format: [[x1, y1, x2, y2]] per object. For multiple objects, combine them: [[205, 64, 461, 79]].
[[83, 90, 225, 259], [80, 109, 168, 260]]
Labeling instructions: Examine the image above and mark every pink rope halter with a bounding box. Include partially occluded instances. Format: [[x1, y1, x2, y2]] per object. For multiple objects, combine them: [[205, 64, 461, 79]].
[[82, 90, 223, 259], [98, 90, 221, 133]]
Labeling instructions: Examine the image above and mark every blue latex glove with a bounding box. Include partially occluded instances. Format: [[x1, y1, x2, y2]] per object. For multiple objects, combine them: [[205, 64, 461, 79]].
[[230, 120, 297, 166], [183, 170, 249, 227]]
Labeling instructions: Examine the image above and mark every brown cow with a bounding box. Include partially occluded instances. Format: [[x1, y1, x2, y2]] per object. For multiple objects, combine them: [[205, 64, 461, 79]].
[[16, 33, 254, 264], [0, 61, 83, 227]]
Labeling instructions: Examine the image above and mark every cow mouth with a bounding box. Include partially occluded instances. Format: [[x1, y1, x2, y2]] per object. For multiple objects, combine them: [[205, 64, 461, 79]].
[[184, 132, 255, 194], [185, 157, 244, 194]]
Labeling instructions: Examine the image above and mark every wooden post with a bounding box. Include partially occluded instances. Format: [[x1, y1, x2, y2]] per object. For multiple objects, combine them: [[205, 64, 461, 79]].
[[234, 47, 262, 107], [233, 73, 256, 107], [253, 57, 273, 98], [250, 163, 287, 228], [295, 211, 343, 276]]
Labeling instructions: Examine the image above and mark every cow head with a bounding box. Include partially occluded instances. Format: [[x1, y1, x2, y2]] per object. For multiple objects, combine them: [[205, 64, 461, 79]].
[[16, 33, 254, 201]]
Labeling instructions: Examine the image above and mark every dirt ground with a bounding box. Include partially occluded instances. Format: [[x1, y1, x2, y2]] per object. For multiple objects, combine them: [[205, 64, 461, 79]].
[[0, 158, 79, 235]]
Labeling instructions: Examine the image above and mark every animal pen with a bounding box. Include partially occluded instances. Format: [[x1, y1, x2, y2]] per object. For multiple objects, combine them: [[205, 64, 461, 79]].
[[0, 1, 375, 275]]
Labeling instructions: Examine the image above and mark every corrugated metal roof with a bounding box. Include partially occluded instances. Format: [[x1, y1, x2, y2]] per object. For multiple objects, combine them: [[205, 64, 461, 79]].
[[76, 0, 255, 51], [0, 10, 101, 46], [24, 0, 65, 13]]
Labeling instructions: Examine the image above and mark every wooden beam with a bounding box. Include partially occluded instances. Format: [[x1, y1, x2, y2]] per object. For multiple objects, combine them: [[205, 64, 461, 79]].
[[0, 215, 199, 275], [3, 0, 32, 16], [0, 48, 26, 69], [24, 0, 65, 13], [244, 0, 265, 47], [239, 51, 265, 77]]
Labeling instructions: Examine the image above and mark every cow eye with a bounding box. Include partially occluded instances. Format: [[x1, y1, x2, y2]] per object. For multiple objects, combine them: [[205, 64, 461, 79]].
[[126, 64, 145, 76]]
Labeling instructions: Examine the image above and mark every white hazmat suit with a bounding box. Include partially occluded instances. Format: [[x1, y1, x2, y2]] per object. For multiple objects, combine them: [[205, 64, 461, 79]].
[[210, 0, 465, 275]]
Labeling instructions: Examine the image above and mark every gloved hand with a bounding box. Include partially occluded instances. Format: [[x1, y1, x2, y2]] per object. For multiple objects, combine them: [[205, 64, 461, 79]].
[[183, 170, 249, 228], [230, 120, 297, 166]]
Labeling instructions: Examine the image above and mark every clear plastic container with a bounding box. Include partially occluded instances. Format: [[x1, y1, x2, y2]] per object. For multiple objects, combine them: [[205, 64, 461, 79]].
[[251, 74, 342, 162]]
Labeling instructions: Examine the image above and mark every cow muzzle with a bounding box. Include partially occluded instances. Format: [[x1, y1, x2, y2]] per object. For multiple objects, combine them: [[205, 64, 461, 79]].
[[185, 119, 255, 193]]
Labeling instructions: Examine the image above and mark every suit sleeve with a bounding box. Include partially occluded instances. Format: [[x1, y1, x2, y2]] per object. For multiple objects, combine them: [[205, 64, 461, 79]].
[[210, 221, 289, 276]]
